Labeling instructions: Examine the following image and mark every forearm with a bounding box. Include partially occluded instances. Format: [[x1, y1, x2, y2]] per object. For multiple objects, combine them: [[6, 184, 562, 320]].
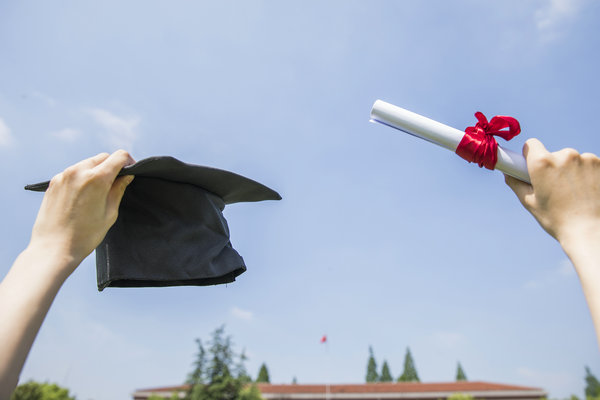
[[559, 227, 600, 348], [0, 244, 76, 398]]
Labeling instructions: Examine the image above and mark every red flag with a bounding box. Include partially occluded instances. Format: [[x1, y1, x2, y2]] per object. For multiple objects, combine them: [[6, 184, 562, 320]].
[[320, 335, 327, 343]]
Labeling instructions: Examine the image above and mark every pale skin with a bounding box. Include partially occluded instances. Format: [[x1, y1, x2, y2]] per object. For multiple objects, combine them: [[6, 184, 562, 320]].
[[0, 150, 134, 399], [505, 138, 600, 349], [1, 140, 600, 397]]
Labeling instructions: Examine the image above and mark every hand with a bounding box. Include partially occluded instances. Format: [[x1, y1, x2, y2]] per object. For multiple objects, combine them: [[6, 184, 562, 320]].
[[506, 139, 600, 351], [505, 138, 600, 246], [28, 150, 135, 276]]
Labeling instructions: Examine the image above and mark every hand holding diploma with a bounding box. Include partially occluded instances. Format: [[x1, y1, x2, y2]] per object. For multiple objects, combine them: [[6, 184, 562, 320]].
[[505, 140, 600, 350], [370, 100, 600, 349], [370, 100, 530, 183]]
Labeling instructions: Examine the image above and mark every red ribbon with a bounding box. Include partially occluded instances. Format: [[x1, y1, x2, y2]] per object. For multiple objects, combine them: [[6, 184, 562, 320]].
[[455, 112, 521, 170]]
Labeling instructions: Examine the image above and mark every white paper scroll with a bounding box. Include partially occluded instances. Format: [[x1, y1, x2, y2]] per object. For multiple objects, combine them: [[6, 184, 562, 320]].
[[370, 100, 531, 183]]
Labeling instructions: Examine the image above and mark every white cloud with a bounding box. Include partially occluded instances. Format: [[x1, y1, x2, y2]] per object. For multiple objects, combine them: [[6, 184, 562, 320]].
[[535, 0, 584, 41], [231, 306, 253, 321], [0, 117, 13, 147], [51, 128, 82, 142], [87, 108, 140, 150]]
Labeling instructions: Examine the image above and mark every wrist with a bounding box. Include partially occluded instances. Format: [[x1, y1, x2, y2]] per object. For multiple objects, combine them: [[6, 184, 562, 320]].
[[558, 222, 600, 272], [21, 241, 80, 283]]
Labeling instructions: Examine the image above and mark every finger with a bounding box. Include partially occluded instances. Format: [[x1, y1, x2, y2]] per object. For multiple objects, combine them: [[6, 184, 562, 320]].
[[504, 173, 534, 206], [105, 175, 135, 222], [75, 152, 111, 170], [94, 150, 135, 182], [522, 138, 549, 161]]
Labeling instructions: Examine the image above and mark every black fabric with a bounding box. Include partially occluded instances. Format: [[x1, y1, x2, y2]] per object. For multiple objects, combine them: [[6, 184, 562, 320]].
[[25, 156, 282, 205], [25, 156, 281, 291]]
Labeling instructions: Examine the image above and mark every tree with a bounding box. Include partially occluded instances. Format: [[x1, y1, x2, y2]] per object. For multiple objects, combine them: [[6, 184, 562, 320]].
[[380, 361, 393, 382], [456, 362, 467, 381], [184, 325, 263, 400], [11, 381, 75, 400], [366, 346, 379, 383], [239, 384, 262, 400], [448, 394, 474, 400], [149, 395, 179, 400], [397, 348, 420, 382], [585, 366, 600, 399], [237, 350, 252, 384], [256, 363, 270, 383]]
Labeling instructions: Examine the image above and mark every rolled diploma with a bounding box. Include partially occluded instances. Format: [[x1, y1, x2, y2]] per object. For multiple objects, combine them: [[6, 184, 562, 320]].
[[370, 100, 531, 183]]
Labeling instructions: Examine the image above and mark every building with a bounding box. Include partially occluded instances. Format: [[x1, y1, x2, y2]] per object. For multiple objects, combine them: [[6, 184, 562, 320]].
[[132, 381, 547, 400]]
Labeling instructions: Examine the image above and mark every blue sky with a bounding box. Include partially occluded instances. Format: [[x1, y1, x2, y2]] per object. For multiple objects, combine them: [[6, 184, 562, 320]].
[[1, 1, 599, 399]]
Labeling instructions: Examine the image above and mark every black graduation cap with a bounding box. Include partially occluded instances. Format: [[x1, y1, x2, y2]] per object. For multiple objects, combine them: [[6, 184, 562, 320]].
[[25, 156, 281, 291]]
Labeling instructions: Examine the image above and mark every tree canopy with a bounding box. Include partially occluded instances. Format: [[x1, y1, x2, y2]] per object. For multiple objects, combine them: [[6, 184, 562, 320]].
[[256, 363, 270, 383], [397, 348, 420, 382], [456, 362, 467, 381], [184, 326, 262, 400], [11, 381, 75, 400], [586, 366, 600, 399], [380, 361, 393, 382], [366, 346, 379, 383]]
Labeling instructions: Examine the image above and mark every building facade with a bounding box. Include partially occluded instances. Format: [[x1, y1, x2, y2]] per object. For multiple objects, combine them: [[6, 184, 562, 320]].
[[132, 381, 547, 400]]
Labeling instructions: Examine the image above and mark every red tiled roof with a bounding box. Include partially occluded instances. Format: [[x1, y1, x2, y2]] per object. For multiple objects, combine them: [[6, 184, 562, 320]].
[[255, 382, 544, 394], [137, 384, 191, 392], [134, 381, 544, 395]]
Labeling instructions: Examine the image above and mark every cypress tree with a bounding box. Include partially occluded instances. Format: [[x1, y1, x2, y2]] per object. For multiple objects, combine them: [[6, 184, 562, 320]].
[[256, 363, 270, 383], [456, 362, 467, 381], [380, 360, 393, 382], [185, 326, 258, 400], [186, 339, 206, 400], [585, 366, 600, 398], [366, 346, 379, 382], [397, 348, 420, 382]]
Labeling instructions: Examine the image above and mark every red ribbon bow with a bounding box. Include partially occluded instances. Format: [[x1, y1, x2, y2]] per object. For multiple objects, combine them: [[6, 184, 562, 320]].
[[455, 112, 521, 170]]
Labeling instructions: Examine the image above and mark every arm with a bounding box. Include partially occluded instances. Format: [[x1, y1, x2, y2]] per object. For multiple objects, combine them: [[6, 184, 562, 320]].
[[0, 150, 134, 398], [505, 138, 600, 348]]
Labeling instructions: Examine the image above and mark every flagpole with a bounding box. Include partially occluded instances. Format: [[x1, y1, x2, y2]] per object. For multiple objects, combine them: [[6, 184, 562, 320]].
[[326, 340, 330, 400], [322, 335, 330, 400]]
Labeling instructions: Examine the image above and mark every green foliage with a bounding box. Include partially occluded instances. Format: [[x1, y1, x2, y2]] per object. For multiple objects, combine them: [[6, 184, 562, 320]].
[[239, 384, 263, 400], [366, 346, 379, 383], [380, 361, 393, 382], [456, 362, 467, 381], [237, 350, 252, 384], [397, 348, 420, 382], [447, 394, 474, 400], [147, 395, 181, 400], [256, 363, 270, 383], [184, 326, 262, 400], [11, 381, 75, 400], [586, 366, 600, 398]]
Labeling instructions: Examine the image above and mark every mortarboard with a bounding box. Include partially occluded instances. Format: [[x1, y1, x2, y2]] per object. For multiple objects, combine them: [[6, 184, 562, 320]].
[[25, 156, 281, 291]]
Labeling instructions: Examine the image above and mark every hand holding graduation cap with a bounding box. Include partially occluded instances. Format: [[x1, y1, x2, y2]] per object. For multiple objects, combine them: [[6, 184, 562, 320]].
[[30, 150, 135, 277], [2, 149, 281, 396], [0, 150, 134, 397]]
